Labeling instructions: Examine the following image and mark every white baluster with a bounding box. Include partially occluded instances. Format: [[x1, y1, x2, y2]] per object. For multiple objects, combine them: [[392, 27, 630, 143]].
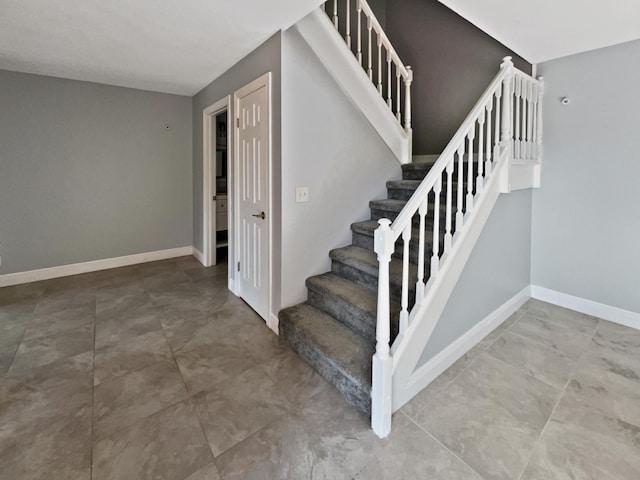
[[377, 34, 383, 94], [444, 157, 454, 253], [346, 0, 351, 49], [333, 0, 338, 29], [399, 224, 411, 334], [527, 82, 534, 159], [396, 69, 401, 121], [514, 76, 521, 159], [431, 176, 442, 276], [536, 77, 544, 161], [466, 130, 475, 210], [477, 109, 485, 192], [356, 0, 362, 65], [372, 219, 394, 438], [532, 84, 538, 160], [416, 197, 428, 303], [387, 52, 392, 109], [456, 144, 464, 231], [494, 84, 502, 159], [485, 101, 493, 175], [367, 17, 373, 80]]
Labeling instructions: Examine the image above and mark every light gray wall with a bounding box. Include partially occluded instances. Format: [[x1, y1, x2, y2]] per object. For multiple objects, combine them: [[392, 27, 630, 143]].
[[280, 27, 401, 310], [532, 40, 640, 314], [418, 190, 532, 365], [192, 32, 282, 311], [386, 0, 531, 155], [0, 70, 192, 275]]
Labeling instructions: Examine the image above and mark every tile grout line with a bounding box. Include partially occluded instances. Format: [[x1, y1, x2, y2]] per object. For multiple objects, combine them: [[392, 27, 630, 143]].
[[408, 305, 530, 420], [90, 295, 97, 480], [153, 273, 220, 470], [514, 318, 603, 480], [402, 411, 489, 480]]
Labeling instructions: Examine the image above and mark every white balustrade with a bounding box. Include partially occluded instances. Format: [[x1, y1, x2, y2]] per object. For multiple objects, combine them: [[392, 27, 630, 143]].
[[321, 0, 412, 149], [371, 57, 543, 438]]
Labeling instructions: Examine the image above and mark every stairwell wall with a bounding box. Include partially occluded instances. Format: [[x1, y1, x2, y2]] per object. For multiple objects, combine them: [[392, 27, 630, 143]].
[[279, 27, 401, 310], [531, 40, 640, 315], [384, 0, 532, 155], [0, 70, 192, 275], [417, 190, 533, 366]]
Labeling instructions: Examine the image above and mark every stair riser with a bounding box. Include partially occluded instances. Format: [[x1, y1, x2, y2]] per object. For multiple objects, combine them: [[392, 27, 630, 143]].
[[370, 210, 450, 229], [387, 185, 460, 202], [352, 231, 425, 265], [279, 322, 371, 418], [307, 289, 376, 344], [331, 260, 415, 305]]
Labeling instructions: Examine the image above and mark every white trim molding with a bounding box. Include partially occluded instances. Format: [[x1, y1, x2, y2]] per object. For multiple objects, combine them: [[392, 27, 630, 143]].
[[192, 247, 205, 266], [202, 96, 231, 268], [0, 246, 195, 287], [393, 286, 530, 411], [269, 313, 280, 335], [531, 285, 640, 332]]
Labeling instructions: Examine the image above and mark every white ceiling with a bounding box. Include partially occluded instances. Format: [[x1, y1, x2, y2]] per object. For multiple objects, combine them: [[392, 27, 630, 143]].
[[437, 0, 640, 64], [0, 0, 322, 96]]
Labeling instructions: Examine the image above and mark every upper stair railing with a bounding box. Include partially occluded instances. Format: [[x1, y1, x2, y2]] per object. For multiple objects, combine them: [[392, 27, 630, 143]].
[[371, 57, 544, 437], [322, 0, 413, 162]]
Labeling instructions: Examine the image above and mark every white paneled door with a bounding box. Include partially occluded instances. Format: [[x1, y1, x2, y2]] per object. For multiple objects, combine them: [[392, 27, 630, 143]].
[[234, 73, 271, 322]]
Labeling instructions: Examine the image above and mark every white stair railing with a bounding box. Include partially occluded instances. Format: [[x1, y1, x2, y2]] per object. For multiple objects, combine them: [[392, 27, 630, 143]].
[[322, 0, 413, 161], [371, 57, 544, 438]]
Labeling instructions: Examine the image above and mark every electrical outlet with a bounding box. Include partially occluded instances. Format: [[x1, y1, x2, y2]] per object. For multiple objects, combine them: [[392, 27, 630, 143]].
[[295, 187, 309, 203]]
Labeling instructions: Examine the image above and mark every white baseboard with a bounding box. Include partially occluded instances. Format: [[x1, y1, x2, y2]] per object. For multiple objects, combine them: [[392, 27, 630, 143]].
[[531, 285, 640, 332], [193, 247, 205, 266], [0, 246, 195, 287], [269, 313, 280, 335], [395, 286, 531, 411]]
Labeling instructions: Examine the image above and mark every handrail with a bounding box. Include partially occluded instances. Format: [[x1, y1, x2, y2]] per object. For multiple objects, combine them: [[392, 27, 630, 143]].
[[322, 0, 413, 154], [371, 57, 544, 438], [358, 0, 411, 80]]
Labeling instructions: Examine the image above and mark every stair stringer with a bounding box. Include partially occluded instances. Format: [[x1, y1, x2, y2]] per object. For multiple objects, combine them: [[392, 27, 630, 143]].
[[390, 146, 511, 411], [294, 8, 411, 164]]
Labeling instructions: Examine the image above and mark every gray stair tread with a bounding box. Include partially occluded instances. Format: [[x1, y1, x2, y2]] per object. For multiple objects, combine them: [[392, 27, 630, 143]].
[[369, 198, 407, 212], [402, 161, 436, 172], [329, 245, 415, 281], [279, 303, 373, 389], [386, 180, 423, 189], [351, 220, 430, 242], [307, 272, 398, 319]]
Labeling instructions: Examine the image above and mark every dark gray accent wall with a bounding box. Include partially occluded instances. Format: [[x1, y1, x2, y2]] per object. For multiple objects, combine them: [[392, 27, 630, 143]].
[[532, 40, 640, 314], [385, 0, 532, 154], [0, 70, 192, 275], [192, 32, 282, 312], [419, 190, 532, 366]]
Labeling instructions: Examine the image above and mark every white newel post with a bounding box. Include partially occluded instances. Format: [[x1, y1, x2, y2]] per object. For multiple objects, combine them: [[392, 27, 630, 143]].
[[500, 56, 514, 147], [536, 77, 544, 161], [404, 66, 413, 163], [372, 218, 394, 438]]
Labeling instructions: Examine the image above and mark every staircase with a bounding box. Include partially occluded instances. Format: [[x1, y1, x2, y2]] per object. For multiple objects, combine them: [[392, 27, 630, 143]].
[[280, 161, 444, 417], [280, 1, 544, 438]]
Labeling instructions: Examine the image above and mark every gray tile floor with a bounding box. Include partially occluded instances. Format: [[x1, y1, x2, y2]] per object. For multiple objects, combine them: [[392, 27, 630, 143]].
[[1, 256, 639, 479]]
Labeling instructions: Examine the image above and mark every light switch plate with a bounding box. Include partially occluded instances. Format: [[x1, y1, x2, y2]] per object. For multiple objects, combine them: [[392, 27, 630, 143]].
[[295, 187, 309, 203]]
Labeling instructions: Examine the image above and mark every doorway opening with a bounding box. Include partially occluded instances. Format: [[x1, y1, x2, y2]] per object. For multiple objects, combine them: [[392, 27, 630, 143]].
[[202, 97, 230, 273]]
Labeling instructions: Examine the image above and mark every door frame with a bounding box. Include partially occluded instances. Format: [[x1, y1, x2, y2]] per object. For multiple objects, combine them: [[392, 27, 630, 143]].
[[202, 96, 230, 268], [233, 72, 273, 329]]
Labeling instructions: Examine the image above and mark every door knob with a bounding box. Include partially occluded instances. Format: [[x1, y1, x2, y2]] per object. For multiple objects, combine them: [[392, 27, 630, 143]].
[[252, 211, 265, 220]]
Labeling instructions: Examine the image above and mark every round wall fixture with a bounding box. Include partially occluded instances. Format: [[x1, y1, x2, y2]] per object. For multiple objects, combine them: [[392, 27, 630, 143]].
[[561, 97, 570, 105], [164, 123, 172, 130]]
